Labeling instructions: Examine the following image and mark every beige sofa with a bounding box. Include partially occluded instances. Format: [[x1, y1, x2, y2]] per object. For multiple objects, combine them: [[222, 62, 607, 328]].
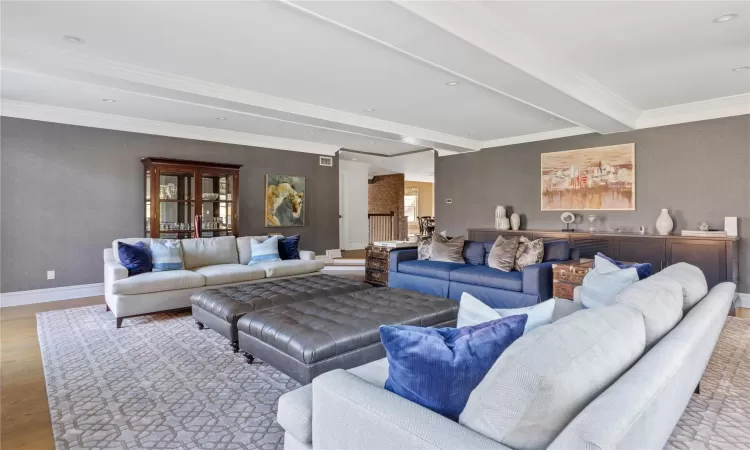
[[103, 236, 324, 328]]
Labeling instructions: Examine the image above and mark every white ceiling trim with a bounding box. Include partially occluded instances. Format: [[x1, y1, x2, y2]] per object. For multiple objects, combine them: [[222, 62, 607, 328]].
[[636, 93, 750, 129], [4, 42, 481, 153], [480, 126, 592, 149], [1, 100, 340, 155], [394, 1, 640, 133]]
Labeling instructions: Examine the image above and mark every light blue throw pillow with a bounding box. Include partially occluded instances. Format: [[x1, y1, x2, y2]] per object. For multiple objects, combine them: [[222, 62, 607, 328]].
[[247, 236, 281, 265], [457, 292, 556, 333], [580, 255, 639, 308], [150, 240, 184, 272]]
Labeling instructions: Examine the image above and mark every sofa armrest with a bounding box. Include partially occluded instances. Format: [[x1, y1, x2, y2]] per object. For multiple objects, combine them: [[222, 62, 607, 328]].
[[389, 248, 418, 272], [312, 370, 510, 450], [522, 261, 557, 301], [299, 250, 315, 261], [104, 260, 128, 286]]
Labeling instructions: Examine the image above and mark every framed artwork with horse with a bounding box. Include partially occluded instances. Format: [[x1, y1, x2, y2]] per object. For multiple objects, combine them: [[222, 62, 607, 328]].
[[265, 174, 305, 227]]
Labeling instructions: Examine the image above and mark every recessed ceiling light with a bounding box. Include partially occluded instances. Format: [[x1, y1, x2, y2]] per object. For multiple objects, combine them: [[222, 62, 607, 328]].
[[446, 81, 460, 86], [352, 158, 358, 161], [101, 98, 116, 103], [308, 131, 316, 135], [364, 108, 375, 112], [63, 35, 85, 44], [402, 137, 418, 145], [215, 117, 227, 120], [548, 117, 559, 121], [713, 13, 738, 23], [732, 66, 750, 72], [377, 160, 383, 163]]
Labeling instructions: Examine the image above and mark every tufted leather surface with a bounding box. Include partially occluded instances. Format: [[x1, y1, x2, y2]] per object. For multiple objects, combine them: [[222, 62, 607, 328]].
[[190, 274, 371, 324], [236, 288, 458, 365]]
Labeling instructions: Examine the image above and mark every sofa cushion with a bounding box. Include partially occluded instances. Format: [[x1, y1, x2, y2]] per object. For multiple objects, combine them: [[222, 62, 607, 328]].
[[463, 240, 486, 265], [348, 357, 390, 387], [150, 239, 185, 272], [657, 263, 708, 312], [487, 236, 520, 272], [615, 275, 683, 348], [117, 241, 152, 276], [111, 270, 205, 295], [193, 264, 266, 286], [278, 234, 301, 260], [180, 236, 239, 269], [381, 315, 527, 421], [580, 255, 639, 308], [514, 237, 544, 271], [250, 259, 324, 278], [459, 304, 646, 450], [431, 234, 466, 263], [450, 266, 523, 292], [398, 260, 466, 281], [237, 236, 270, 265], [112, 238, 152, 264], [543, 240, 571, 262]]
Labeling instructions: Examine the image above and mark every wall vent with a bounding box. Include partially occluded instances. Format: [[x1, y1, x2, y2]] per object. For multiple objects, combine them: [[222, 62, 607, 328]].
[[319, 156, 333, 167]]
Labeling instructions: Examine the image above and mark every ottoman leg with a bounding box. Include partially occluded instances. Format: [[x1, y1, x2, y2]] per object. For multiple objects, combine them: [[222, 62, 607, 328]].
[[230, 341, 240, 353], [195, 319, 205, 330], [242, 352, 255, 364]]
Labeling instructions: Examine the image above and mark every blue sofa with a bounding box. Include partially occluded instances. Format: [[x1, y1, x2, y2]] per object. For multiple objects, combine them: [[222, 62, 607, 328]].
[[388, 240, 580, 308]]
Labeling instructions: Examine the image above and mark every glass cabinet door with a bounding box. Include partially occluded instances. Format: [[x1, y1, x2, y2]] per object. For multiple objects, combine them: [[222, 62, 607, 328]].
[[200, 172, 235, 237], [157, 169, 197, 239]]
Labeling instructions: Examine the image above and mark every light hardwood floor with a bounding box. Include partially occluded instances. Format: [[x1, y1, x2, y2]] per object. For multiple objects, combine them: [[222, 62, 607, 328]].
[[1, 296, 104, 450]]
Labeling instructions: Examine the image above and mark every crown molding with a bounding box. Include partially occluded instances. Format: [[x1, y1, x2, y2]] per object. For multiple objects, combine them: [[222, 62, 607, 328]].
[[637, 94, 750, 129], [4, 42, 481, 153], [480, 126, 592, 149], [1, 100, 341, 155]]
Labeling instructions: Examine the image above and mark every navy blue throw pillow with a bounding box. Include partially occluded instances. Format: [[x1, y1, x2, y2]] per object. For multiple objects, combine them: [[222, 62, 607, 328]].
[[278, 235, 301, 260], [117, 241, 152, 276], [596, 252, 652, 280], [380, 314, 527, 421]]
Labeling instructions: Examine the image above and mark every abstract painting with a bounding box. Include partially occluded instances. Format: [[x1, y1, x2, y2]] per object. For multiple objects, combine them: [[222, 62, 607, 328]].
[[541, 143, 635, 211], [265, 174, 305, 227]]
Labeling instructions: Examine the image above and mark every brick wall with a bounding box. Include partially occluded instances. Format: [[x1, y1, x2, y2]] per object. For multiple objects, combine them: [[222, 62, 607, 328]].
[[368, 174, 406, 240]]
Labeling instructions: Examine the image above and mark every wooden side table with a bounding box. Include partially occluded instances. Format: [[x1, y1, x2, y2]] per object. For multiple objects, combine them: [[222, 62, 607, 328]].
[[552, 260, 593, 300], [365, 244, 416, 286]]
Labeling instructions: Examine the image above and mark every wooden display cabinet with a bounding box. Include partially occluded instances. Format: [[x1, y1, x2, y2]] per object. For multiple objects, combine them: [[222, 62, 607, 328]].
[[142, 158, 242, 239]]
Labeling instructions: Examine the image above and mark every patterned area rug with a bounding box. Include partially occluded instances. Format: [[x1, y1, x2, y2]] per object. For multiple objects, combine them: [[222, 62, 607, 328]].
[[38, 307, 299, 449], [38, 306, 750, 449], [668, 317, 750, 449]]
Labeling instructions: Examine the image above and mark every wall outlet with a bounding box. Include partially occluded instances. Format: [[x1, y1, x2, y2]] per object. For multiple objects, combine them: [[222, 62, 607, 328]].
[[47, 270, 55, 280]]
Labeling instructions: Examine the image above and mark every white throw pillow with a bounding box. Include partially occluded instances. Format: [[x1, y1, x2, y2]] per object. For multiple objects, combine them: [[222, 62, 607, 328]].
[[247, 236, 281, 266], [149, 239, 184, 272], [457, 293, 556, 333], [580, 255, 639, 309]]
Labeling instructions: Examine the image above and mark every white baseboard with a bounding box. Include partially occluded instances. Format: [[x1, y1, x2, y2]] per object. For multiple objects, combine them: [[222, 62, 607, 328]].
[[333, 258, 365, 265], [0, 283, 104, 308], [737, 293, 750, 308]]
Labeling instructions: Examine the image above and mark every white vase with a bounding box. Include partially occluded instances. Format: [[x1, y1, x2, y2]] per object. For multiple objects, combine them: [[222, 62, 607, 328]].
[[499, 217, 510, 230], [656, 209, 673, 235], [494, 206, 506, 230], [510, 213, 520, 231]]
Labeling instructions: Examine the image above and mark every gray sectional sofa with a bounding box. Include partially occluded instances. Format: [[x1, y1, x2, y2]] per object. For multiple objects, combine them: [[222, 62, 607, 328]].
[[277, 263, 736, 450]]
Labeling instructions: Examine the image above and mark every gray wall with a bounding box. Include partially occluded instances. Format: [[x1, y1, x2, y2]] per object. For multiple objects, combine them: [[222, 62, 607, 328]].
[[436, 115, 750, 292], [1, 117, 339, 292]]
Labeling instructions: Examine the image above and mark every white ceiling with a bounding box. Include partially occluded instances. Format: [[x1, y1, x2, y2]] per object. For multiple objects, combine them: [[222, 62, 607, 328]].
[[2, 1, 749, 157]]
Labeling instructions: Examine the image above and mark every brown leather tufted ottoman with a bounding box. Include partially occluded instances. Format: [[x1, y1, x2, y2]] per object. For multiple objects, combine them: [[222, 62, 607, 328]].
[[190, 274, 372, 352], [236, 287, 459, 384]]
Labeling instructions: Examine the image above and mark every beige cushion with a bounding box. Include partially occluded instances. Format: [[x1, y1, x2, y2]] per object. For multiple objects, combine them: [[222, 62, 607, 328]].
[[251, 259, 324, 278], [111, 238, 151, 264], [236, 235, 279, 265], [488, 236, 520, 272], [615, 275, 683, 348], [459, 304, 646, 450], [514, 237, 544, 271], [111, 270, 205, 295], [431, 234, 466, 263], [658, 263, 708, 312], [180, 236, 239, 269], [193, 264, 266, 286]]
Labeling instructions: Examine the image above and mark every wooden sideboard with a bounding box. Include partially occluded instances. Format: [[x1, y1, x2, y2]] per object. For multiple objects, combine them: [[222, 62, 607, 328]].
[[467, 229, 740, 289]]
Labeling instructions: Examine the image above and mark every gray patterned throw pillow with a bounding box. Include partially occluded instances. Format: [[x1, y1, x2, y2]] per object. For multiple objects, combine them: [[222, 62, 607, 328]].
[[488, 236, 520, 272], [417, 236, 433, 260], [431, 234, 466, 263], [514, 237, 544, 271]]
